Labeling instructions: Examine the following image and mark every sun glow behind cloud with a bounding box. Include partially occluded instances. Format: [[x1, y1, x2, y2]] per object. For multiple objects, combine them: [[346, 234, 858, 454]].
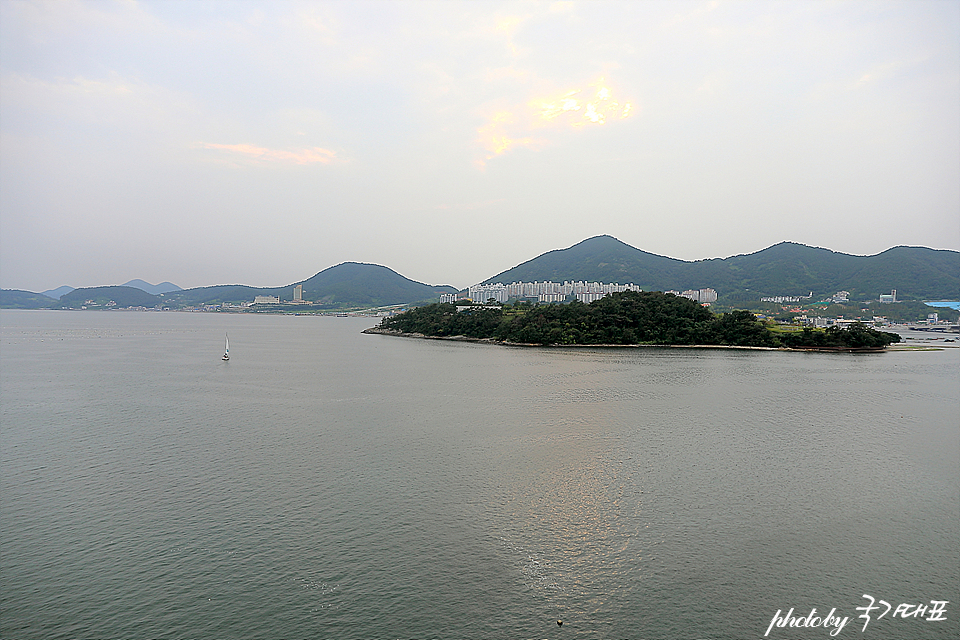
[[201, 143, 338, 165], [476, 78, 633, 167]]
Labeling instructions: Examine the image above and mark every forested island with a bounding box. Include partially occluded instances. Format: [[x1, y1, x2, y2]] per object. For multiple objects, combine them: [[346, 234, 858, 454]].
[[369, 291, 901, 350]]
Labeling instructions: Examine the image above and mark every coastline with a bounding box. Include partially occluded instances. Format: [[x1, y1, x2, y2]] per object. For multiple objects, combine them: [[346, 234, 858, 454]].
[[360, 326, 896, 352]]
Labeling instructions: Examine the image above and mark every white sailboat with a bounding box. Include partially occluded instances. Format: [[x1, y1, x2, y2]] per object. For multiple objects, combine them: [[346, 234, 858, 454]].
[[222, 334, 230, 361]]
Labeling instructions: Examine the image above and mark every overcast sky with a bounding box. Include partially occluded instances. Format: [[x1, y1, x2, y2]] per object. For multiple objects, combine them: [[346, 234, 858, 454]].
[[1, 0, 958, 292]]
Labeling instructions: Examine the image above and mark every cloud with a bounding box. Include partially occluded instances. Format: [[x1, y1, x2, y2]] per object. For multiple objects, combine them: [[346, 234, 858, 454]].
[[475, 77, 634, 166], [200, 143, 339, 165], [493, 13, 532, 57], [474, 110, 541, 164]]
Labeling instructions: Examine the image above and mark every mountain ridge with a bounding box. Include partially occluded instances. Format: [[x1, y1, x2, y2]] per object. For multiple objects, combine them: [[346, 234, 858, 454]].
[[40, 285, 76, 300], [121, 279, 182, 295], [160, 262, 456, 309], [483, 236, 959, 301], [3, 238, 957, 309]]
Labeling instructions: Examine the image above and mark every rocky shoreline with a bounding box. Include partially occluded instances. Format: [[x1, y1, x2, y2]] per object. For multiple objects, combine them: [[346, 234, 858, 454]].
[[361, 326, 896, 351], [362, 326, 502, 344]]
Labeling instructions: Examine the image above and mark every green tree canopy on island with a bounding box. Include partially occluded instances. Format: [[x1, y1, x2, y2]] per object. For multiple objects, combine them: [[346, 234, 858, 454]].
[[377, 291, 900, 349]]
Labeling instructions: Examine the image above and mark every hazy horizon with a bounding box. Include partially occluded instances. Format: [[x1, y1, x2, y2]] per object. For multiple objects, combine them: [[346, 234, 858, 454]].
[[2, 1, 958, 292]]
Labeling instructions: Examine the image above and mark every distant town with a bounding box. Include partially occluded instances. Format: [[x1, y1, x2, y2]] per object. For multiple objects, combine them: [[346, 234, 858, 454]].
[[4, 257, 956, 333], [91, 281, 949, 331], [432, 282, 953, 331]]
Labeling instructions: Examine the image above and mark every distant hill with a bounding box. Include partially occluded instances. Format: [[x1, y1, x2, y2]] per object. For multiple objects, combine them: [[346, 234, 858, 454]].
[[0, 289, 57, 309], [121, 279, 182, 295], [5, 263, 455, 310], [32, 281, 179, 299], [163, 262, 457, 309], [696, 242, 959, 301], [59, 286, 160, 308], [484, 236, 959, 301], [488, 235, 687, 289], [41, 285, 75, 300], [294, 262, 457, 307]]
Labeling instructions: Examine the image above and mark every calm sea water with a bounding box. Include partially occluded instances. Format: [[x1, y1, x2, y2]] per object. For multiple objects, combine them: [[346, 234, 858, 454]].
[[2, 310, 957, 640]]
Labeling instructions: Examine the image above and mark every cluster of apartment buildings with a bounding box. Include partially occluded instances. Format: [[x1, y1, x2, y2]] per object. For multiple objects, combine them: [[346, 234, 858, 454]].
[[442, 281, 718, 305], [455, 281, 643, 304]]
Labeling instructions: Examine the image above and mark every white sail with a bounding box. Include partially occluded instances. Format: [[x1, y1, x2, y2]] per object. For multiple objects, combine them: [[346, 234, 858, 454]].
[[222, 334, 230, 360]]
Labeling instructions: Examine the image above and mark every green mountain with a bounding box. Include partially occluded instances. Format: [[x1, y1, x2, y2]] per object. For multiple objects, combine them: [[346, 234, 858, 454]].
[[487, 235, 687, 288], [58, 286, 161, 308], [484, 236, 959, 301], [164, 262, 457, 309], [0, 289, 57, 309], [294, 262, 456, 307]]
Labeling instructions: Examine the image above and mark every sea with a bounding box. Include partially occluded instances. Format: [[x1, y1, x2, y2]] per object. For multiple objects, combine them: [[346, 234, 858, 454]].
[[1, 310, 957, 640]]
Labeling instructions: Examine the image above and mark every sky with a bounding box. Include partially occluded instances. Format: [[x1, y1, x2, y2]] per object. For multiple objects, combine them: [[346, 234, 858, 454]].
[[1, 0, 958, 292]]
